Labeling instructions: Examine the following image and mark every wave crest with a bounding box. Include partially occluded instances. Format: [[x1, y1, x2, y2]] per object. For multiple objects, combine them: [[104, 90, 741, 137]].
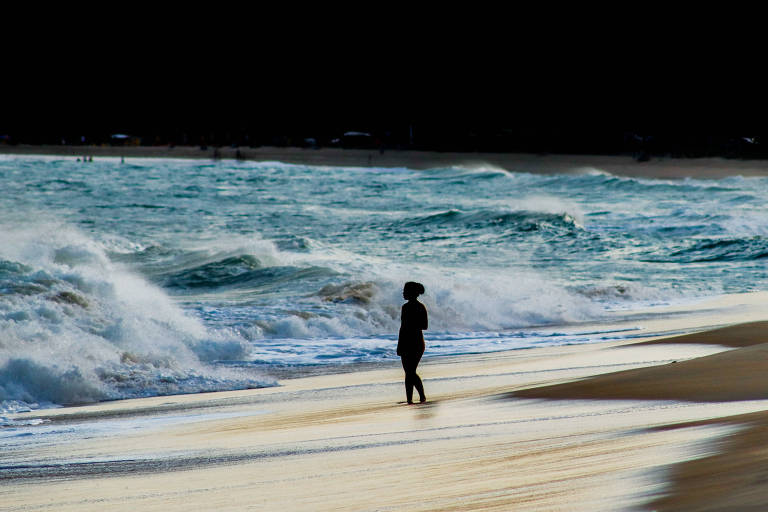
[[392, 207, 583, 234], [0, 223, 274, 408], [644, 237, 768, 263]]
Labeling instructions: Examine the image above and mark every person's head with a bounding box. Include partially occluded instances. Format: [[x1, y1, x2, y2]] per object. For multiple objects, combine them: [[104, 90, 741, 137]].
[[403, 281, 425, 300]]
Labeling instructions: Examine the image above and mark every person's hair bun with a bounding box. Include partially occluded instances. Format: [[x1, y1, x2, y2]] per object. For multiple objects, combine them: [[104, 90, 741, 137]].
[[404, 281, 425, 296]]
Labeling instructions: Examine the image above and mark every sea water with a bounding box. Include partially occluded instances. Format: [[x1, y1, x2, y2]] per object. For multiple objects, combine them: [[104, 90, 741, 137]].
[[2, 155, 768, 412]]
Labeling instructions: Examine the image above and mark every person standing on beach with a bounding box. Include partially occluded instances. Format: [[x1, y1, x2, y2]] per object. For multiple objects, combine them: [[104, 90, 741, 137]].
[[397, 281, 428, 404]]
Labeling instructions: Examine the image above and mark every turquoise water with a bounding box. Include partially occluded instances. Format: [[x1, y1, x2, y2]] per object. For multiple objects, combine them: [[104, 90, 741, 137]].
[[2, 155, 768, 410]]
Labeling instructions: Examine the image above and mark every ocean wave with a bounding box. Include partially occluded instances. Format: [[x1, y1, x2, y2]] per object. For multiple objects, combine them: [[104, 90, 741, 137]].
[[418, 165, 509, 181], [645, 237, 768, 263], [109, 236, 288, 279], [0, 223, 274, 409], [388, 208, 583, 234], [108, 237, 338, 294], [569, 283, 675, 305], [161, 256, 337, 292], [544, 171, 752, 195], [254, 263, 608, 341]]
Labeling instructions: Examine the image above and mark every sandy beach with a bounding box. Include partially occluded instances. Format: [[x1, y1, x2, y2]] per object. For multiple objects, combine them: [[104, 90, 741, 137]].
[[5, 144, 768, 178], [3, 293, 768, 511]]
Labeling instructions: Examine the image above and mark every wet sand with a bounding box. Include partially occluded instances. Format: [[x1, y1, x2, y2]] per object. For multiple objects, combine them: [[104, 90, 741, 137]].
[[4, 144, 768, 178], [5, 295, 768, 510], [514, 321, 768, 511]]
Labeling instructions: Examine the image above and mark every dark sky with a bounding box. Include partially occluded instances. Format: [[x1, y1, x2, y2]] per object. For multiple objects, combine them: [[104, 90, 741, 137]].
[[3, 16, 764, 138], [3, 80, 754, 137]]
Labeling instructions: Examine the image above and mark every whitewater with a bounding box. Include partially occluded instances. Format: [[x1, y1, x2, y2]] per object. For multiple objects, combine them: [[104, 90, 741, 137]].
[[2, 155, 768, 413]]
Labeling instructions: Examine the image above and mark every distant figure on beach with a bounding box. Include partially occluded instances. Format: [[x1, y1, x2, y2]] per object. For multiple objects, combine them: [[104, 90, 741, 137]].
[[397, 281, 427, 404]]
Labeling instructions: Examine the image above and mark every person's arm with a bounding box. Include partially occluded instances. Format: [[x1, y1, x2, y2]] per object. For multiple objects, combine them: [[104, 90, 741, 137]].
[[397, 305, 405, 355], [420, 303, 428, 330]]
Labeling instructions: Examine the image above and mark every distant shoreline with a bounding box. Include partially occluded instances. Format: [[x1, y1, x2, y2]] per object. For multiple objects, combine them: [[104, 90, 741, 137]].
[[4, 144, 768, 178]]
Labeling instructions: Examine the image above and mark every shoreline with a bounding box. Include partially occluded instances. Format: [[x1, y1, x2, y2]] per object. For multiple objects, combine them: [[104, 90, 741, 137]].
[[5, 144, 768, 178], [14, 290, 768, 411], [7, 306, 768, 510]]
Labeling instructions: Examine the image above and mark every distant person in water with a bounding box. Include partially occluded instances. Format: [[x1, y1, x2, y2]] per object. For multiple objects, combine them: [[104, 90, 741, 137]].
[[397, 281, 427, 404]]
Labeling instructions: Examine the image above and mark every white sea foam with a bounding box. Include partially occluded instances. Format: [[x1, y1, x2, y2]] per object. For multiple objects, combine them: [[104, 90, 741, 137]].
[[447, 163, 510, 176], [236, 254, 608, 344], [0, 222, 274, 409]]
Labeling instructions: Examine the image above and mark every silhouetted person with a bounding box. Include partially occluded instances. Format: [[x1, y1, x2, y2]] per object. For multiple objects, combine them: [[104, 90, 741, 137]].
[[397, 281, 427, 404]]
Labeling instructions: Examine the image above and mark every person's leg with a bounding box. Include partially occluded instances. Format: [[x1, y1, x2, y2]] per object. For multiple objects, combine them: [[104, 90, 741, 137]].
[[402, 353, 425, 403], [412, 352, 426, 402], [401, 356, 414, 403], [413, 373, 425, 402]]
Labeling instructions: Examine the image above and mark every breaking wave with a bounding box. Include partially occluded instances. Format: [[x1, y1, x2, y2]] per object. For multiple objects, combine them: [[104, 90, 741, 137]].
[[0, 223, 274, 409]]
